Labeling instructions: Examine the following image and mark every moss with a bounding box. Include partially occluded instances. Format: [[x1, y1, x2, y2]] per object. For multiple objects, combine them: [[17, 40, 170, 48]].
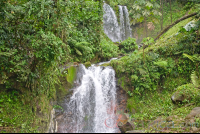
[[66, 66, 77, 85], [84, 62, 91, 68], [100, 63, 110, 67], [172, 83, 200, 104]]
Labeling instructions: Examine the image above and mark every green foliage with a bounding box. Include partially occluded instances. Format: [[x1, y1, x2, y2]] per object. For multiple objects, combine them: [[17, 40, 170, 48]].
[[100, 37, 119, 60], [183, 53, 200, 87], [127, 91, 133, 97], [129, 0, 161, 25], [0, 0, 104, 93], [141, 37, 154, 46], [119, 37, 138, 54], [0, 0, 105, 132], [0, 90, 52, 132], [191, 71, 200, 87], [127, 90, 197, 132], [127, 91, 174, 121], [53, 105, 64, 112], [110, 18, 200, 95], [174, 83, 200, 104]]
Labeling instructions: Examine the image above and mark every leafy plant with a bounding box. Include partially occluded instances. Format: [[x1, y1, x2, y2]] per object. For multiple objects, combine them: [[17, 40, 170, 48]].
[[127, 91, 133, 97], [119, 37, 138, 54], [183, 53, 200, 87], [53, 105, 64, 112], [141, 37, 154, 63]]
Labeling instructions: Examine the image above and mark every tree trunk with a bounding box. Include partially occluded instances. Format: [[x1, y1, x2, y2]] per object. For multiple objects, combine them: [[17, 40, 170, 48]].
[[170, 0, 172, 24], [154, 12, 197, 41], [160, 0, 163, 31]]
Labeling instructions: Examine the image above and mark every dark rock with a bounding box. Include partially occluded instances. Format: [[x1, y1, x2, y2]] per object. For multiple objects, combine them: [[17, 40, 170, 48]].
[[171, 91, 189, 104], [118, 122, 134, 133]]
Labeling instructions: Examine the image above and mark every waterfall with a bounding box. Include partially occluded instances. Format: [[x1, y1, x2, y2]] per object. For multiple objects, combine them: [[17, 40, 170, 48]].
[[103, 3, 121, 42], [123, 6, 132, 39], [119, 5, 126, 41], [60, 64, 119, 133], [103, 3, 132, 42]]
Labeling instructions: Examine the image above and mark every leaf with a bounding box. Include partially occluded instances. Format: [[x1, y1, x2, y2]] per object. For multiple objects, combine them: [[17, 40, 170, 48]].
[[137, 68, 147, 75], [154, 60, 168, 69], [131, 75, 138, 81], [183, 53, 195, 62], [75, 48, 82, 56], [146, 1, 153, 8], [191, 71, 200, 87]]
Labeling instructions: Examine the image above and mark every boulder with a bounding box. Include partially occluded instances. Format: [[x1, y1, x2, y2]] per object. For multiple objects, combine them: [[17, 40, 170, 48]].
[[118, 122, 134, 133], [185, 107, 200, 127], [171, 92, 187, 104], [185, 107, 200, 119], [171, 84, 198, 104], [117, 113, 134, 133]]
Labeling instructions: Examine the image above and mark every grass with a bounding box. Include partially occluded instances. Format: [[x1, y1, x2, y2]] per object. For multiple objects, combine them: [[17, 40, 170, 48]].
[[127, 89, 197, 132]]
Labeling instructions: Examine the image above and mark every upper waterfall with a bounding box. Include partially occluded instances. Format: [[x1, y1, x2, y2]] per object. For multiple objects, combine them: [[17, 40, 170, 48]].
[[103, 3, 121, 42], [103, 3, 132, 42]]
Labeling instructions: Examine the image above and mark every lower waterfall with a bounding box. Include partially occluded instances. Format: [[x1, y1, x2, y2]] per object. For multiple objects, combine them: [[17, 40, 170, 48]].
[[58, 64, 120, 133]]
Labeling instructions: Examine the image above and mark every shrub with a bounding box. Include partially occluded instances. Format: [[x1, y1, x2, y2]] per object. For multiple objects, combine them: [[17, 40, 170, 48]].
[[119, 37, 138, 54]]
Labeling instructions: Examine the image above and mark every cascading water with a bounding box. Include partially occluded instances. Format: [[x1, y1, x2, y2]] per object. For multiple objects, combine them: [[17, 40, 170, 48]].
[[119, 5, 126, 41], [123, 6, 132, 39], [103, 3, 132, 42], [59, 64, 119, 133], [103, 3, 121, 42]]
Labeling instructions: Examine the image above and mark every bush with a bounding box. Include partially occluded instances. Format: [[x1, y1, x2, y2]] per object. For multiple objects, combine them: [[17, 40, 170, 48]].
[[100, 38, 119, 60], [119, 37, 138, 54]]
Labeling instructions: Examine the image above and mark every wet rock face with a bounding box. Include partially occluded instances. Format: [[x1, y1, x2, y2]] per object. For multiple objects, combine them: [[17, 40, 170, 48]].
[[116, 85, 128, 113], [116, 84, 129, 133]]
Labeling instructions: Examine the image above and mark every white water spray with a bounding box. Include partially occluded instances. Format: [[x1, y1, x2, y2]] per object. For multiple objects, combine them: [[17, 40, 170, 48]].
[[62, 64, 119, 133]]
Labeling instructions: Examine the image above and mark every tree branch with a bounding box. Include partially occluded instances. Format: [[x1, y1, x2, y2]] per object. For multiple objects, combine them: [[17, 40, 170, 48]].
[[154, 12, 197, 41]]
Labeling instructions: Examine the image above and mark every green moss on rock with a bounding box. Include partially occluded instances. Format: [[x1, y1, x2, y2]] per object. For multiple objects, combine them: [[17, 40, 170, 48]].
[[171, 83, 200, 104], [66, 66, 77, 85], [84, 62, 91, 68]]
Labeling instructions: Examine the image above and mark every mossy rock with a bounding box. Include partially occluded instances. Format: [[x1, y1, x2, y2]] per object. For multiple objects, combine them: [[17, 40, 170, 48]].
[[171, 83, 200, 104], [66, 66, 77, 85], [100, 63, 110, 67], [84, 62, 91, 68]]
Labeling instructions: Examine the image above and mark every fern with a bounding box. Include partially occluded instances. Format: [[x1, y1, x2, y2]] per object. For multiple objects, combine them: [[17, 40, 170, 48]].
[[74, 42, 93, 55], [191, 71, 200, 87], [75, 48, 82, 56], [183, 53, 196, 62], [137, 68, 147, 75], [154, 60, 168, 69]]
